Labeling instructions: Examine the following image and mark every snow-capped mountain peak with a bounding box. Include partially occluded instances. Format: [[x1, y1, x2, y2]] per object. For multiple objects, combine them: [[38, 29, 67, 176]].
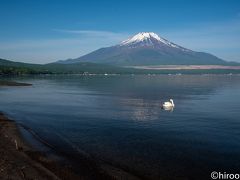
[[121, 32, 160, 44], [120, 32, 190, 51]]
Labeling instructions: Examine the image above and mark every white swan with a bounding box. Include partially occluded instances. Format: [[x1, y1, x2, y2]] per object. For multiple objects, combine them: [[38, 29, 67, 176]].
[[162, 99, 175, 108]]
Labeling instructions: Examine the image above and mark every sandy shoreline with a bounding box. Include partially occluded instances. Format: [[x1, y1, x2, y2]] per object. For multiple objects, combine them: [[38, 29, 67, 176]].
[[0, 112, 141, 180]]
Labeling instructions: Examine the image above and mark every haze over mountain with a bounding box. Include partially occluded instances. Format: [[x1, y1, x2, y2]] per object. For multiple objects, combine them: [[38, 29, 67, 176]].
[[58, 32, 227, 66]]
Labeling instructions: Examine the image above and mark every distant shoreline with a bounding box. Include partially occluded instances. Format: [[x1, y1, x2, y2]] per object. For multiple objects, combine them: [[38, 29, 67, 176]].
[[128, 65, 240, 70], [1, 56, 240, 75]]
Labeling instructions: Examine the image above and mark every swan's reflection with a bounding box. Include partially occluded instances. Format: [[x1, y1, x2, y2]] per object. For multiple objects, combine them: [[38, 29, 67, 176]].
[[120, 98, 174, 121]]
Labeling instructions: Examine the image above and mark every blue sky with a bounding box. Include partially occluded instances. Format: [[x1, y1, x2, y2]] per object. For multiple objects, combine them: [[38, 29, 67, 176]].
[[0, 0, 239, 63]]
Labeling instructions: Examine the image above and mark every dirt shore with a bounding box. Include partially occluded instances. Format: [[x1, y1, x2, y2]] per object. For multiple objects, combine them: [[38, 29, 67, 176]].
[[0, 112, 118, 180], [0, 112, 141, 180], [0, 81, 32, 86], [0, 112, 62, 179]]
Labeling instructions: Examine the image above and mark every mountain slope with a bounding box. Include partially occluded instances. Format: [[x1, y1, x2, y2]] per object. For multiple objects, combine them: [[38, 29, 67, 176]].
[[58, 32, 227, 66]]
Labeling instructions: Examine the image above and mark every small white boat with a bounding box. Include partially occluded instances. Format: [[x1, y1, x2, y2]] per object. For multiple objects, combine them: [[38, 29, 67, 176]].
[[162, 99, 175, 108]]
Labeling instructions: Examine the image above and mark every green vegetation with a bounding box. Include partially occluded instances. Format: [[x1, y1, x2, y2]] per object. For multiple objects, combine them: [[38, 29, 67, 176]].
[[0, 59, 48, 75], [0, 58, 136, 75], [0, 65, 47, 75]]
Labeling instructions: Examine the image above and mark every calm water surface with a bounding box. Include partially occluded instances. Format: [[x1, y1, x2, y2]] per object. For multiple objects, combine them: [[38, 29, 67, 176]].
[[1, 75, 240, 179]]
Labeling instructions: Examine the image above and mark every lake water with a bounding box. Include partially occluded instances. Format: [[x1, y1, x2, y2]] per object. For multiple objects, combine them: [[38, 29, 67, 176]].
[[1, 75, 240, 179]]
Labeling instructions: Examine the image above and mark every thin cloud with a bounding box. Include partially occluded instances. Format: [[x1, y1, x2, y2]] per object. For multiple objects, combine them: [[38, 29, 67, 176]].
[[0, 30, 130, 63], [0, 30, 129, 51], [53, 29, 129, 39]]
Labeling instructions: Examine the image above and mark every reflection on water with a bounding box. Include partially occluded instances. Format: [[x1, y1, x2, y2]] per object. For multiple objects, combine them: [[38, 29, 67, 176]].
[[0, 75, 240, 180], [119, 98, 164, 121], [120, 98, 174, 121]]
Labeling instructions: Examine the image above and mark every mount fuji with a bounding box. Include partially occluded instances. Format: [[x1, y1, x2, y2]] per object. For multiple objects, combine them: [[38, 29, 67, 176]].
[[58, 32, 227, 66]]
